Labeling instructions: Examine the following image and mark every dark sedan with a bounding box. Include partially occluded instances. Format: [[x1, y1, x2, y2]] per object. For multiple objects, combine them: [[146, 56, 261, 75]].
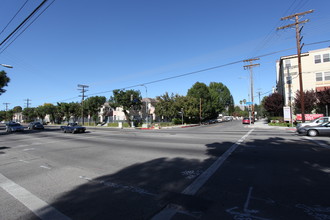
[[60, 123, 86, 134], [297, 122, 330, 137], [28, 122, 44, 130]]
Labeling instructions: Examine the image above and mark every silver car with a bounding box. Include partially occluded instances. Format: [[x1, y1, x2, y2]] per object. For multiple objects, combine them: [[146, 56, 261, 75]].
[[6, 122, 24, 132], [297, 122, 330, 137]]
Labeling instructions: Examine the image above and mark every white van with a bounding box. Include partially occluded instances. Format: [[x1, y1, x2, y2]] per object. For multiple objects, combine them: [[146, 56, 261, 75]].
[[296, 116, 330, 129]]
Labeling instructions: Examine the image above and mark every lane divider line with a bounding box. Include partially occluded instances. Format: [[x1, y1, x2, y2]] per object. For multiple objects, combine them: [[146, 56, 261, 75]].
[[152, 129, 255, 220], [0, 173, 71, 220]]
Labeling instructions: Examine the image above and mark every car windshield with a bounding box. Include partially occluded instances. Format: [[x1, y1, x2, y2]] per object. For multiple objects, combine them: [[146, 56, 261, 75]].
[[312, 117, 323, 123], [10, 123, 21, 127]]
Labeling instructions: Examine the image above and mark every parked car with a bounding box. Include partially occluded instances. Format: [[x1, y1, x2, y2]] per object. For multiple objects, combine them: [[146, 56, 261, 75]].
[[297, 122, 330, 136], [60, 123, 86, 134], [6, 122, 24, 132], [242, 117, 251, 124], [28, 122, 44, 130], [296, 116, 330, 129]]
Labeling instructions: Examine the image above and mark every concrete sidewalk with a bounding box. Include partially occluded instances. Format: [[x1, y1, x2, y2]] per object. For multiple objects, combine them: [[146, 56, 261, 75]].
[[246, 119, 296, 131]]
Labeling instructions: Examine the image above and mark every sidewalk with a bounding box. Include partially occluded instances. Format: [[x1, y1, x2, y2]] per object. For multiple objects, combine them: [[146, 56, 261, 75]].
[[247, 119, 296, 131]]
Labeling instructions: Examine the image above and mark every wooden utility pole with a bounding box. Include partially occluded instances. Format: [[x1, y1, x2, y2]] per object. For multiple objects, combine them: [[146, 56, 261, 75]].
[[78, 84, 89, 125], [244, 58, 260, 122], [277, 9, 314, 123], [3, 102, 10, 111], [199, 98, 202, 124], [24, 98, 31, 108]]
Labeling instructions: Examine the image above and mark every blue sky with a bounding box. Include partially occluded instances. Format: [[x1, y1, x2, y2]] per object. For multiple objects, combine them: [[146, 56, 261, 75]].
[[0, 0, 330, 109]]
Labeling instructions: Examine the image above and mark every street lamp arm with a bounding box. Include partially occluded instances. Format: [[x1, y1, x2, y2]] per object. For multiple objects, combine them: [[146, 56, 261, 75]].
[[1, 64, 13, 68]]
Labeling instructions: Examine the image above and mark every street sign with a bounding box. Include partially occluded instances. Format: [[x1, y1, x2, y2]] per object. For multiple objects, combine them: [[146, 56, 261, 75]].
[[246, 102, 253, 105]]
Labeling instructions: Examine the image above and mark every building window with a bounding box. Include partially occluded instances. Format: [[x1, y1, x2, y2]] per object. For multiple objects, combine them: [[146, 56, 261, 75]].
[[325, 72, 330, 81], [316, 72, 330, 82], [316, 72, 323, 81], [324, 53, 330, 62], [315, 55, 321, 64]]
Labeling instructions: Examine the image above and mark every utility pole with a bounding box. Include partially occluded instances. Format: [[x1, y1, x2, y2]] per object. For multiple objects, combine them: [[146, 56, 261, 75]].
[[78, 84, 89, 125], [3, 102, 10, 111], [277, 9, 314, 123], [244, 58, 260, 123], [257, 91, 262, 105], [199, 98, 202, 124], [24, 99, 31, 108]]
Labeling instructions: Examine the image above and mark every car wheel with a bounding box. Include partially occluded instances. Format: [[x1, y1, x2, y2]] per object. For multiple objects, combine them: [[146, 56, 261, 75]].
[[63, 130, 67, 133], [308, 129, 318, 137]]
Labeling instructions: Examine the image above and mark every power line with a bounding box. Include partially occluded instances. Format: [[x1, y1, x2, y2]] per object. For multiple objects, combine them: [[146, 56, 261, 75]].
[[54, 40, 330, 104], [0, 0, 56, 54], [0, 0, 48, 47], [0, 0, 30, 37]]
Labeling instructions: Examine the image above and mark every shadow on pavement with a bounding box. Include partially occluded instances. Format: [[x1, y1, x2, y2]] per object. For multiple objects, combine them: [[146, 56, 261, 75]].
[[30, 135, 330, 220]]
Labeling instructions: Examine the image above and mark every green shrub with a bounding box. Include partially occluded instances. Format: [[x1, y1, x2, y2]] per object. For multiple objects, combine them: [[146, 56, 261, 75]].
[[268, 122, 293, 127], [172, 118, 181, 125]]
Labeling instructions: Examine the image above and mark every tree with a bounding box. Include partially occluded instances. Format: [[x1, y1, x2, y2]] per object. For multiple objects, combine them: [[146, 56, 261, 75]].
[[22, 107, 37, 122], [209, 82, 234, 116], [109, 90, 141, 126], [0, 111, 5, 122], [69, 102, 82, 122], [155, 92, 177, 122], [175, 95, 199, 123], [316, 88, 330, 115], [13, 106, 23, 113], [187, 82, 212, 121], [43, 103, 57, 123], [263, 93, 284, 116], [84, 96, 107, 124], [293, 89, 317, 114], [57, 102, 71, 122], [0, 70, 10, 96], [35, 105, 47, 122]]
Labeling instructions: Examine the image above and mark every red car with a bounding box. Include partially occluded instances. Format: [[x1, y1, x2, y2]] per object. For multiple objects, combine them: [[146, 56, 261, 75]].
[[242, 117, 251, 124]]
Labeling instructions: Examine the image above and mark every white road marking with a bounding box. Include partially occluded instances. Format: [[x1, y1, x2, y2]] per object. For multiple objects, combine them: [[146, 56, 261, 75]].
[[0, 173, 70, 220], [226, 187, 269, 220], [243, 187, 253, 213], [152, 129, 255, 220], [23, 148, 35, 151], [40, 165, 52, 170], [19, 160, 30, 163], [79, 175, 156, 196]]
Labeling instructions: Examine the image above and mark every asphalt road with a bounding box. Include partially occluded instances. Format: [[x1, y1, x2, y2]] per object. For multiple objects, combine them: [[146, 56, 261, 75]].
[[0, 121, 329, 220]]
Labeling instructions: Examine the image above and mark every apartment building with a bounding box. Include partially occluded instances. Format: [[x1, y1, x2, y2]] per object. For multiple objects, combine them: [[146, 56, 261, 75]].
[[276, 47, 330, 107]]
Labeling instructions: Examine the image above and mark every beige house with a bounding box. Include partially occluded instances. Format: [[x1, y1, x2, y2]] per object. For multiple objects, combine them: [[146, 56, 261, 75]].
[[276, 47, 330, 107]]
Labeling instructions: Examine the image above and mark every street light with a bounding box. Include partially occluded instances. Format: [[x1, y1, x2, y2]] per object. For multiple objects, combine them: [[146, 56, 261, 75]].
[[140, 84, 149, 127], [1, 64, 13, 68]]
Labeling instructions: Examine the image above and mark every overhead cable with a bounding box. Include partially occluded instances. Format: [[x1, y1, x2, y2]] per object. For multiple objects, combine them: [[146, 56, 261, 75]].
[[0, 0, 30, 37], [0, 0, 48, 48]]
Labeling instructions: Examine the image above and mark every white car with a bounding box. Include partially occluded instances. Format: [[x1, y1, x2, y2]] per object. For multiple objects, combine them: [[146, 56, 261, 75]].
[[296, 117, 330, 129]]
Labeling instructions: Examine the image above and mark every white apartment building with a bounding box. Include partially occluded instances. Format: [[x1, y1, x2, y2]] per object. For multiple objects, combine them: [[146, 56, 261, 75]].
[[276, 47, 330, 107], [99, 98, 157, 123]]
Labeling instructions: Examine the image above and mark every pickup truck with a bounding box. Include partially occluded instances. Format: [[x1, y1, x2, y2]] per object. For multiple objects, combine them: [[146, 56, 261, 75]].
[[60, 123, 86, 134]]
